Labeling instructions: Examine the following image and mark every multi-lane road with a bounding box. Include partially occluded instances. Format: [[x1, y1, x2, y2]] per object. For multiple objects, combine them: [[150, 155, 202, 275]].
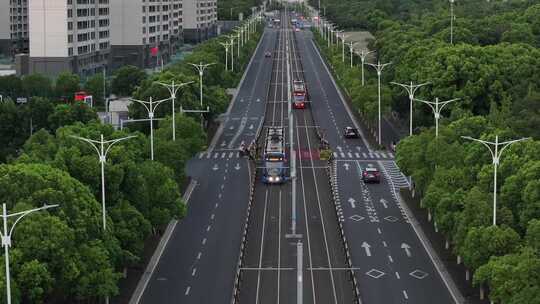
[[133, 7, 462, 304]]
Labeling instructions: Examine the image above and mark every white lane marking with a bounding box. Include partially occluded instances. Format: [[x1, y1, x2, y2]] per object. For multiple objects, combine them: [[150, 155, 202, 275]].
[[221, 184, 225, 190], [197, 252, 202, 260], [207, 225, 211, 232], [380, 152, 387, 158], [403, 290, 409, 299], [215, 203, 219, 208], [255, 190, 269, 304], [333, 152, 338, 158], [206, 153, 212, 159], [355, 152, 360, 158], [362, 152, 367, 158], [340, 152, 345, 158], [347, 152, 353, 158], [202, 238, 207, 245], [229, 152, 234, 158], [211, 214, 215, 219], [214, 153, 219, 159], [221, 152, 226, 158], [388, 255, 394, 263], [395, 272, 401, 279], [185, 286, 191, 295], [382, 241, 388, 247], [192, 268, 197, 276], [218, 193, 222, 199], [377, 228, 382, 234]]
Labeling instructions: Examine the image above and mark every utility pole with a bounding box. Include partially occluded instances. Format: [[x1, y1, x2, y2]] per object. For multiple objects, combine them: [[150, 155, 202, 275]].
[[414, 97, 460, 138], [348, 41, 354, 68], [461, 136, 530, 226], [1, 203, 58, 304], [71, 134, 135, 229], [390, 81, 431, 136], [129, 97, 171, 160], [366, 61, 392, 146], [156, 80, 194, 141]]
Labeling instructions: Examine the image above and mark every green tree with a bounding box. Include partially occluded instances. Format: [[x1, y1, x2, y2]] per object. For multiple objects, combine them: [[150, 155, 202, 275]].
[[84, 73, 107, 108], [21, 74, 53, 98], [55, 72, 80, 100], [112, 65, 147, 97], [0, 75, 23, 99], [47, 102, 97, 130]]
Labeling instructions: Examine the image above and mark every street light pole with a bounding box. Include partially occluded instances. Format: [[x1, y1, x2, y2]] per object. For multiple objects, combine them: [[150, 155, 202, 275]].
[[390, 81, 431, 136], [348, 41, 354, 68], [450, 0, 455, 45], [188, 62, 216, 108], [414, 97, 460, 138], [71, 134, 135, 230], [357, 49, 374, 86], [340, 34, 346, 62], [220, 42, 231, 71], [156, 80, 194, 141], [366, 61, 392, 146], [461, 136, 530, 226], [229, 36, 235, 72], [1, 203, 58, 304], [129, 97, 170, 160]]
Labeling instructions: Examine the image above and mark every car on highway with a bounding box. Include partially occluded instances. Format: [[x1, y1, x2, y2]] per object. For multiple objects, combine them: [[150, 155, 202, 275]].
[[293, 94, 306, 109], [343, 127, 359, 138], [362, 167, 381, 183], [265, 51, 272, 58]]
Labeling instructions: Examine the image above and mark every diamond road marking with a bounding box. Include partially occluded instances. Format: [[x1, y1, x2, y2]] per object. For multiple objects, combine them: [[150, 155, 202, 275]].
[[409, 269, 429, 279], [366, 269, 385, 279], [384, 216, 398, 222], [349, 215, 365, 222]]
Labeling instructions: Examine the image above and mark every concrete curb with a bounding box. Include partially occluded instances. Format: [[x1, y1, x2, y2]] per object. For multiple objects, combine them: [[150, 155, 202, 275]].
[[129, 179, 198, 304]]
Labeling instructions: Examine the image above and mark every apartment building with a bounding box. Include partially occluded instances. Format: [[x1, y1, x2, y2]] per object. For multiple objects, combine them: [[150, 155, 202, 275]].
[[182, 0, 218, 43], [0, 0, 29, 57], [27, 0, 111, 77], [109, 0, 183, 70]]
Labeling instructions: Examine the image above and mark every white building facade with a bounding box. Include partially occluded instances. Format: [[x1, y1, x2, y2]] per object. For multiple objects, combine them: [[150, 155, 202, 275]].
[[109, 0, 184, 69], [28, 0, 111, 77], [182, 0, 217, 43], [0, 0, 29, 57]]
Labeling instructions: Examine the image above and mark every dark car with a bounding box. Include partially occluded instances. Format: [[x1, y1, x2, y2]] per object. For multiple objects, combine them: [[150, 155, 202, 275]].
[[362, 167, 381, 183], [344, 127, 359, 138], [265, 51, 272, 58]]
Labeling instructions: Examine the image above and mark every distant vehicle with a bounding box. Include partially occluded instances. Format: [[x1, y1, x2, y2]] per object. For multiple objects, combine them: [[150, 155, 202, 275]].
[[343, 127, 360, 138], [265, 51, 272, 58], [293, 80, 306, 93], [293, 80, 308, 109], [74, 91, 89, 101], [262, 127, 287, 184], [362, 167, 381, 183], [293, 94, 306, 109]]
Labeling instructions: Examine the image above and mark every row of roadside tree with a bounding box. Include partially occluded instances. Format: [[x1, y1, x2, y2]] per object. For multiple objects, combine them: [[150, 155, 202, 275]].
[[310, 0, 540, 302]]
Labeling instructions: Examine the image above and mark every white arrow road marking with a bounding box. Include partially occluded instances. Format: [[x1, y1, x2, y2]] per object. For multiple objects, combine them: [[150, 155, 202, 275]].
[[249, 124, 254, 130], [361, 241, 372, 257], [348, 197, 356, 208], [343, 163, 350, 170], [380, 198, 388, 209], [212, 164, 219, 171], [220, 141, 227, 147], [401, 243, 412, 257], [235, 163, 241, 170]]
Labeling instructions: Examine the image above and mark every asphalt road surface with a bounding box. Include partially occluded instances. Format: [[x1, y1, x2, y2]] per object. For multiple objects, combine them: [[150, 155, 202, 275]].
[[136, 7, 459, 304], [237, 10, 355, 304]]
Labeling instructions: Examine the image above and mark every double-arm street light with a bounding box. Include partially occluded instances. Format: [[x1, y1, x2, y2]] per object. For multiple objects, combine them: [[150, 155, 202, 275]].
[[228, 35, 236, 72], [156, 80, 194, 141], [220, 42, 231, 71], [390, 81, 431, 136], [1, 203, 58, 304], [71, 134, 135, 230], [366, 61, 392, 146], [356, 49, 374, 86], [348, 41, 355, 68], [461, 136, 530, 226], [188, 62, 216, 108], [414, 97, 460, 138], [129, 97, 171, 160], [339, 33, 346, 62]]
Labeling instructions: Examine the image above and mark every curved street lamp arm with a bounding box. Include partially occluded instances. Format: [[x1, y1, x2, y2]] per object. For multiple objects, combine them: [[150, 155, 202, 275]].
[[461, 136, 497, 160], [104, 135, 137, 157], [498, 137, 531, 156], [69, 135, 101, 156], [8, 204, 59, 238]]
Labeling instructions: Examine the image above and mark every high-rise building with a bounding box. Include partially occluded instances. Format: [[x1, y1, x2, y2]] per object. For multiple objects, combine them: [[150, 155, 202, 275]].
[[27, 0, 111, 77], [182, 0, 217, 43], [0, 0, 29, 57], [109, 0, 183, 70]]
